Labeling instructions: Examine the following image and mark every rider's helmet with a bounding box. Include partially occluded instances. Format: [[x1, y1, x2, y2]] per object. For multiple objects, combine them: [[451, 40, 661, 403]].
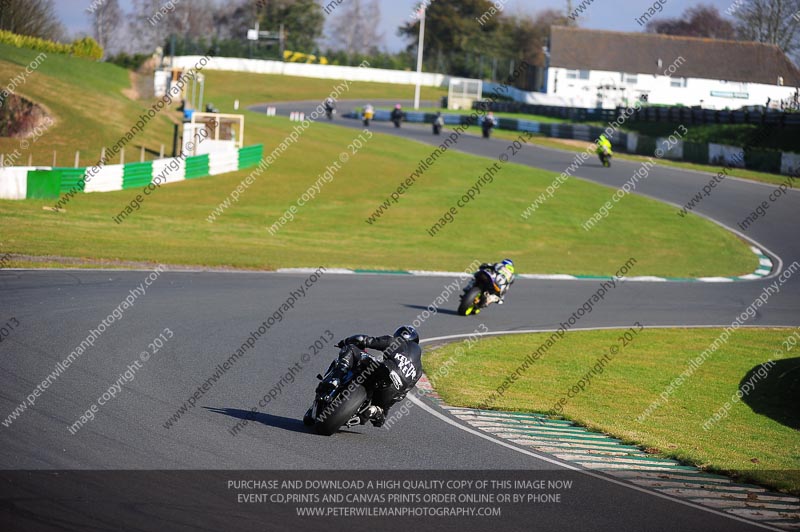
[[393, 325, 419, 344], [395, 104, 402, 109], [500, 258, 515, 275]]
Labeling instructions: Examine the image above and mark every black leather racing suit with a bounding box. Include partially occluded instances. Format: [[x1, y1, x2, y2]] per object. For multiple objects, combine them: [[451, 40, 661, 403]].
[[336, 335, 423, 415]]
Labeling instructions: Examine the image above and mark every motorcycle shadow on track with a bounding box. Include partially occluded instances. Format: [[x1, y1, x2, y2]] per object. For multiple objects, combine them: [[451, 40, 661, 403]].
[[402, 304, 461, 316], [204, 407, 363, 435]]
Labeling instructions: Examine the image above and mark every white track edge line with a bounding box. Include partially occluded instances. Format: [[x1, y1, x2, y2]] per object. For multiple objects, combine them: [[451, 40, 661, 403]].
[[408, 396, 779, 532], [415, 330, 793, 532]]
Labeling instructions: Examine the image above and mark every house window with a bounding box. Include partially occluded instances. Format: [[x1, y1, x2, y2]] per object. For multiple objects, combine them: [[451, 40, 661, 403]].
[[624, 73, 638, 85], [566, 69, 590, 80], [670, 77, 687, 88]]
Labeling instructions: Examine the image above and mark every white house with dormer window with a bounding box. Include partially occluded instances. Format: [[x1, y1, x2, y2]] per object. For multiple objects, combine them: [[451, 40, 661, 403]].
[[545, 27, 800, 110]]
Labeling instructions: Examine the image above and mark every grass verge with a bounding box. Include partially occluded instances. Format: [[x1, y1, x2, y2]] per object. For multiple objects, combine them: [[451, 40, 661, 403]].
[[0, 46, 757, 276], [424, 328, 800, 495], [1, 114, 757, 276]]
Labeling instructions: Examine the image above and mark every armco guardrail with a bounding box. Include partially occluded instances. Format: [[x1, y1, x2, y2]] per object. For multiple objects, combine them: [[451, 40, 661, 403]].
[[0, 144, 263, 200], [474, 100, 800, 127], [347, 110, 799, 177], [344, 110, 630, 150]]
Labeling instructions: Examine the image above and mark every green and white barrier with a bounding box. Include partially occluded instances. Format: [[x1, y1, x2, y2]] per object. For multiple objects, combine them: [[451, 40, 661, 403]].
[[708, 143, 745, 168], [781, 152, 800, 176], [208, 148, 240, 176], [85, 165, 124, 193], [0, 144, 263, 200], [0, 166, 42, 199], [655, 137, 684, 160]]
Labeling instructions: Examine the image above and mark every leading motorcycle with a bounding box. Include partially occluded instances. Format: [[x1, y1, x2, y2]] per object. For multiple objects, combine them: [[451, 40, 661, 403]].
[[458, 266, 504, 316], [598, 145, 612, 167]]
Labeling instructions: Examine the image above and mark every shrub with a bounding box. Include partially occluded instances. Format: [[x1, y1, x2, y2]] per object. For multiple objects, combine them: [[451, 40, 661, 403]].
[[0, 30, 104, 60], [107, 52, 151, 71], [70, 37, 103, 60]]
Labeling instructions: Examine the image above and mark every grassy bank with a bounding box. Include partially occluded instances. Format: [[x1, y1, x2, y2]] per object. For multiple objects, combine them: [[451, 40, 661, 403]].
[[424, 328, 800, 494], [0, 46, 757, 276], [0, 42, 446, 165], [1, 113, 758, 276]]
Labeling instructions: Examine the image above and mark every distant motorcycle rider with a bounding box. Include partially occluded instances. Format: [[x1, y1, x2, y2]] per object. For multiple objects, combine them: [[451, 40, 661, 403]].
[[324, 97, 336, 118], [482, 112, 496, 138], [391, 104, 404, 127], [433, 111, 445, 135], [596, 134, 613, 165], [597, 134, 612, 153], [316, 326, 422, 427], [477, 259, 515, 304], [362, 103, 375, 126]]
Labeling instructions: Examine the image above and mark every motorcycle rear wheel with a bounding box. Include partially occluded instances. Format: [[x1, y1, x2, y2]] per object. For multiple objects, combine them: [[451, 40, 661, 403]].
[[458, 287, 483, 316], [314, 384, 368, 436]]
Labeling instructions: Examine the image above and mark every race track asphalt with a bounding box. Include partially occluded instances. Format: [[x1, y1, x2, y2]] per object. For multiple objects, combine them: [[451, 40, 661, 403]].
[[1, 99, 797, 532]]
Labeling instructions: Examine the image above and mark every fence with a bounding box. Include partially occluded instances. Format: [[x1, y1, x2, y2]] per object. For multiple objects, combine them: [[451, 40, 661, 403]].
[[0, 145, 263, 200], [474, 101, 800, 127], [347, 110, 799, 176], [171, 56, 448, 87]]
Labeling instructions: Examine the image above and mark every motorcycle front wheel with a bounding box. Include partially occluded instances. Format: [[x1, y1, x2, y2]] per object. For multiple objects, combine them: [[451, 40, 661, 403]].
[[458, 287, 483, 316], [314, 384, 368, 436]]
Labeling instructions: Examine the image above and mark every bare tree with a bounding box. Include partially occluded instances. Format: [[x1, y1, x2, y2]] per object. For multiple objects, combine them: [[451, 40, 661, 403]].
[[129, 0, 168, 53], [167, 0, 215, 40], [646, 4, 737, 39], [128, 0, 215, 54], [213, 1, 255, 41], [327, 0, 383, 56], [0, 0, 64, 41], [733, 0, 800, 57], [90, 0, 123, 56]]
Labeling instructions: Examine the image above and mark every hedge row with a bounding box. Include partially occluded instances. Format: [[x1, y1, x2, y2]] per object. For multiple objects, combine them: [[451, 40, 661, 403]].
[[0, 30, 103, 60]]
